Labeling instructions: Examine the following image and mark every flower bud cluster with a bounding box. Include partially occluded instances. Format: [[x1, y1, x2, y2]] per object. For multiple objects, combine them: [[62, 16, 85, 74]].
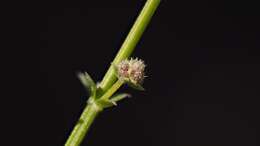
[[117, 58, 146, 85]]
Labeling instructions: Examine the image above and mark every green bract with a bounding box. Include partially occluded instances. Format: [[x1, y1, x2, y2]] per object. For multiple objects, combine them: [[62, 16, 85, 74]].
[[77, 72, 96, 98]]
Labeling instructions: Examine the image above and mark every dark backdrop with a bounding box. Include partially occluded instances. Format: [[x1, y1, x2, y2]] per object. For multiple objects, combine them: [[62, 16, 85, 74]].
[[10, 0, 260, 146]]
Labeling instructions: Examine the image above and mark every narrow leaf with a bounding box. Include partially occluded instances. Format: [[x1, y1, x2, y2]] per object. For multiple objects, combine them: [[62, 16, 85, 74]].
[[110, 93, 131, 102], [77, 72, 96, 97], [126, 81, 145, 91], [96, 99, 116, 108]]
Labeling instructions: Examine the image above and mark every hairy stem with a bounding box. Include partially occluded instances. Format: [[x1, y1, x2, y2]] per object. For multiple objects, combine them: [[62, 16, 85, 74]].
[[99, 0, 161, 92]]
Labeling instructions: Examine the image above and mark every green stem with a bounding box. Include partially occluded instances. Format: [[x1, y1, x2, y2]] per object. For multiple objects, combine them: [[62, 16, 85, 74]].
[[65, 103, 101, 146], [99, 0, 161, 92], [100, 80, 124, 100], [65, 81, 123, 146], [64, 1, 161, 145]]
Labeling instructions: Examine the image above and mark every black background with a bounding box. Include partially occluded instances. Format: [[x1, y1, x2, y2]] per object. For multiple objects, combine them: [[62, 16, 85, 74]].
[[8, 0, 260, 145]]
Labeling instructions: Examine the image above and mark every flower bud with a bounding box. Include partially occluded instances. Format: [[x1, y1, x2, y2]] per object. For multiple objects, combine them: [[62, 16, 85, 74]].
[[117, 58, 146, 85], [117, 60, 130, 79]]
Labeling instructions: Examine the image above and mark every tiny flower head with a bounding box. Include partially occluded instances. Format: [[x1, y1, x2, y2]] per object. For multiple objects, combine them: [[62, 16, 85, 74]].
[[116, 58, 146, 86], [128, 58, 145, 84], [117, 60, 130, 79]]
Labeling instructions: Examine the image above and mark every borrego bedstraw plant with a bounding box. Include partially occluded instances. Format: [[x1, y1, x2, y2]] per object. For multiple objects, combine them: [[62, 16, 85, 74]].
[[65, 0, 161, 146]]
